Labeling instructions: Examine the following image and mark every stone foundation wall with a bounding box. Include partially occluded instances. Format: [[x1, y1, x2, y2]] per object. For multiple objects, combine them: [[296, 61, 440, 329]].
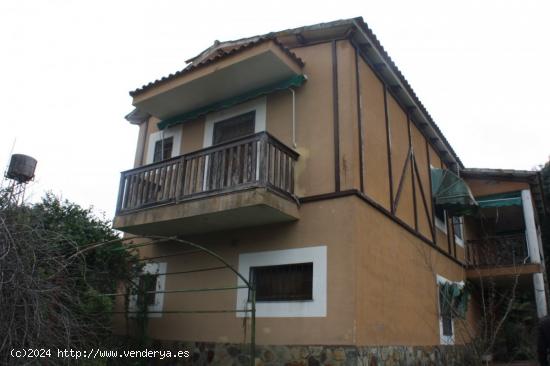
[[158, 342, 466, 366]]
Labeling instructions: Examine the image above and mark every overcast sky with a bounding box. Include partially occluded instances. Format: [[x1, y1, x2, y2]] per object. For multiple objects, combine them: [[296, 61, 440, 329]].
[[1, 0, 549, 219]]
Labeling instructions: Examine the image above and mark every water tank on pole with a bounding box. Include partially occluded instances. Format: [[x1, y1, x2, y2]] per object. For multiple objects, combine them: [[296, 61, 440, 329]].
[[6, 154, 37, 183]]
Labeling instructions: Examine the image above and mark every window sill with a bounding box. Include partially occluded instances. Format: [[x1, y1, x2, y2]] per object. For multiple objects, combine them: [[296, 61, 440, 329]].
[[250, 299, 314, 303]]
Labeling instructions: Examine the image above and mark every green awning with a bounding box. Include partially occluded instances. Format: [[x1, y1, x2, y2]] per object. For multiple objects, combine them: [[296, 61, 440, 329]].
[[431, 168, 478, 216], [477, 191, 522, 208], [157, 74, 307, 130]]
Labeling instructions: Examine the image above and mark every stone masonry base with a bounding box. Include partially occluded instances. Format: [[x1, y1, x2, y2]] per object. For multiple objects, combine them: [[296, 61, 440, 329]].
[[155, 342, 466, 366]]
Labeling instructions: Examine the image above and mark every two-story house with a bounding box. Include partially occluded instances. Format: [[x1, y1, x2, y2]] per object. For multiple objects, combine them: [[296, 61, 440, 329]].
[[111, 17, 548, 365]]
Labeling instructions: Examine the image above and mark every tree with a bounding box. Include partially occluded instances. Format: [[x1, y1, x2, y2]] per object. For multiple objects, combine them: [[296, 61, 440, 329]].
[[0, 189, 138, 364]]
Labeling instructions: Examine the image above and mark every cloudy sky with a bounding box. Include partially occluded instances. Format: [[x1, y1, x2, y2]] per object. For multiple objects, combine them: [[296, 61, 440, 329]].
[[1, 0, 549, 218]]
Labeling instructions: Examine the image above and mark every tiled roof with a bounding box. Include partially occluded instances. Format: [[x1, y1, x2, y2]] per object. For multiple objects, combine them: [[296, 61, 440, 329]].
[[129, 37, 304, 97]]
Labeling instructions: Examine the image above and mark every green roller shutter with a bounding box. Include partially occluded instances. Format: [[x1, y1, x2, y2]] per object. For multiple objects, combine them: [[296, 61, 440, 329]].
[[157, 74, 307, 130], [476, 191, 522, 208]]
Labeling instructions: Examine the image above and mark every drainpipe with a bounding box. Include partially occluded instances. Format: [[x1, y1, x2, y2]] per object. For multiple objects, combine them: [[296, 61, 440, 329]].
[[289, 88, 297, 148], [136, 118, 149, 167], [161, 129, 165, 160], [522, 189, 548, 317]]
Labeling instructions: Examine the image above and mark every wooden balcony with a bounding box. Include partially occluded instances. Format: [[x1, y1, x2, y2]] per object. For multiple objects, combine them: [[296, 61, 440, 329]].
[[465, 234, 541, 279], [113, 132, 300, 235]]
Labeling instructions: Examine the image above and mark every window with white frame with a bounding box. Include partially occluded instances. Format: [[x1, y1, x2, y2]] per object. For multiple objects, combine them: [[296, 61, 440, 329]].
[[236, 246, 326, 318], [434, 205, 447, 233], [436, 275, 465, 345], [249, 262, 313, 302], [434, 205, 465, 246], [452, 216, 465, 246], [146, 128, 182, 164], [212, 111, 256, 145], [203, 97, 266, 148], [153, 137, 174, 163], [129, 262, 167, 318]]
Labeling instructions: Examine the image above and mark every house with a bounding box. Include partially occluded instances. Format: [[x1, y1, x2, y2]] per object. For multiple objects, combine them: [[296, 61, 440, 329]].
[[112, 17, 548, 364]]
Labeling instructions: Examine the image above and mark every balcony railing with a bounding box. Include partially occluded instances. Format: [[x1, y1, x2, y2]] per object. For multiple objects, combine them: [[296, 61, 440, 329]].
[[466, 234, 530, 267], [116, 132, 299, 214]]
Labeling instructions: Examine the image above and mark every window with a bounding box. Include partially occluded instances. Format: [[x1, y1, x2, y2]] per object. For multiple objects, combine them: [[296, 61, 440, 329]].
[[452, 217, 463, 240], [138, 273, 158, 306], [435, 205, 447, 233], [146, 128, 181, 165], [435, 205, 445, 223], [212, 111, 255, 145], [206, 111, 256, 190], [128, 262, 166, 318], [453, 216, 464, 246], [236, 246, 327, 318], [153, 137, 174, 163], [203, 97, 266, 148], [249, 262, 313, 302], [434, 205, 464, 245], [439, 285, 453, 338], [436, 275, 465, 345]]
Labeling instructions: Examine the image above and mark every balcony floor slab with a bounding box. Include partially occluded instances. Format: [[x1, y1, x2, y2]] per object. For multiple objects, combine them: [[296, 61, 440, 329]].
[[113, 187, 299, 236], [466, 263, 542, 281]]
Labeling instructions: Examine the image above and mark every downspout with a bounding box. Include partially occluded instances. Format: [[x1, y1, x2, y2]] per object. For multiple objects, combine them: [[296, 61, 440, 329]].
[[161, 129, 165, 160], [288, 86, 301, 207], [289, 88, 297, 148], [139, 118, 149, 167]]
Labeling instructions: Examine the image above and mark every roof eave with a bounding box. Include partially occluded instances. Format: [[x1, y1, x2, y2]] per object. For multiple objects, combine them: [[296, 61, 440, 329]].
[[129, 37, 304, 98], [461, 168, 538, 182], [350, 18, 463, 170]]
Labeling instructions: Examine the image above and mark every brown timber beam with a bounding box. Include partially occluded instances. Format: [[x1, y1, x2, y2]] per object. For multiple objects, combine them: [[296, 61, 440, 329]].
[[426, 140, 436, 243], [331, 40, 341, 192], [383, 86, 394, 213], [408, 113, 418, 231], [355, 47, 365, 193]]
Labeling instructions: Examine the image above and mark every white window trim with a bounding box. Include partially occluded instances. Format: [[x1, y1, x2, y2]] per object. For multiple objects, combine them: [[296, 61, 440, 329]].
[[128, 262, 167, 318], [453, 216, 465, 247], [436, 275, 465, 345], [236, 245, 327, 318], [146, 127, 182, 164], [435, 212, 448, 234], [435, 210, 466, 247], [203, 97, 266, 148]]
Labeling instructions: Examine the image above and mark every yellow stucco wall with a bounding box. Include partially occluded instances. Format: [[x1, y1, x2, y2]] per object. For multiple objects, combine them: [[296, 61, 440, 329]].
[[354, 199, 467, 346]]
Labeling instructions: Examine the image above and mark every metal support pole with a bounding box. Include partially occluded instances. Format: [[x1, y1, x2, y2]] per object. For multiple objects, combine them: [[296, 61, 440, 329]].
[[289, 88, 296, 148], [522, 189, 548, 317], [250, 287, 256, 366]]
